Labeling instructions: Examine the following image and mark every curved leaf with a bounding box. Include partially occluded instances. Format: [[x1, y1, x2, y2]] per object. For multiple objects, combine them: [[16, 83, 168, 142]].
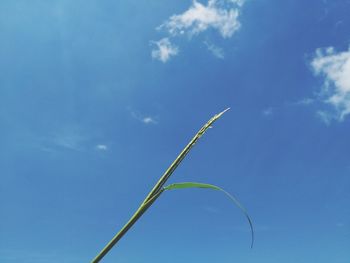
[[163, 182, 254, 248]]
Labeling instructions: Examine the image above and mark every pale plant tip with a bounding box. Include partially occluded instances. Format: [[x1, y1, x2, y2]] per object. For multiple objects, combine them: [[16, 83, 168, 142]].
[[216, 107, 231, 118], [223, 107, 231, 113]]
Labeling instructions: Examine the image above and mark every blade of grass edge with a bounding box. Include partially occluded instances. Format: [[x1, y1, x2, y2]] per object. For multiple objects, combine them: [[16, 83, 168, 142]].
[[91, 108, 230, 263], [163, 182, 255, 248]]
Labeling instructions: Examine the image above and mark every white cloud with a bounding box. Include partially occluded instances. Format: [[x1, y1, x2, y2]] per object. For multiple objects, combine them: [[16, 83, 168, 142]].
[[311, 46, 350, 122], [142, 117, 157, 124], [151, 38, 178, 62], [131, 110, 158, 125], [96, 144, 108, 151], [160, 0, 241, 38], [204, 41, 225, 59], [151, 0, 244, 62]]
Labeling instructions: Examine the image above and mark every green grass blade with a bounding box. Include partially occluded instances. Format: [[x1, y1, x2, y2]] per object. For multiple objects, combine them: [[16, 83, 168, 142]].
[[142, 108, 230, 204], [164, 182, 255, 248], [91, 109, 230, 262]]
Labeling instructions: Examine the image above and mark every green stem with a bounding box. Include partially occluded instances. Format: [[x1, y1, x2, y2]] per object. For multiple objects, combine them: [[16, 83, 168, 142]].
[[91, 190, 164, 263], [91, 108, 229, 262]]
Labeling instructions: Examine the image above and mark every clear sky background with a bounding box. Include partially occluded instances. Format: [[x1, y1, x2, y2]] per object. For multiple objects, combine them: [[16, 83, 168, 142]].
[[1, 0, 350, 262]]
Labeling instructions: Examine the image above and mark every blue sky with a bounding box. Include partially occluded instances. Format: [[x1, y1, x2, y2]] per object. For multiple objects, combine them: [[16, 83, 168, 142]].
[[1, 0, 350, 262]]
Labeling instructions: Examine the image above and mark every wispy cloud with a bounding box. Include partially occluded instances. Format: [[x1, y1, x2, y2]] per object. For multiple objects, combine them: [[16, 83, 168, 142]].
[[151, 38, 178, 62], [131, 111, 158, 125], [296, 97, 315, 105], [159, 0, 242, 38], [52, 134, 85, 151], [316, 110, 333, 125], [37, 126, 105, 153], [96, 144, 108, 151], [151, 0, 244, 62], [311, 46, 350, 122], [142, 116, 157, 124], [262, 107, 274, 117], [38, 126, 88, 152], [204, 41, 225, 59]]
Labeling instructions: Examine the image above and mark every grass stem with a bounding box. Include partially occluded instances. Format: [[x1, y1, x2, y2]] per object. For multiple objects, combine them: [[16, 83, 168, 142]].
[[91, 108, 229, 262]]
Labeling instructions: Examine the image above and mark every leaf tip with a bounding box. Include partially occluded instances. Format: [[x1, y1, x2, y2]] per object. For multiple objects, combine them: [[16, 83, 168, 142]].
[[216, 107, 230, 119]]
